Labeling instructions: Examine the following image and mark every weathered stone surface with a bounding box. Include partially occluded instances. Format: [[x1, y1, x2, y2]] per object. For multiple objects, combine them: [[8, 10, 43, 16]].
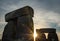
[[5, 6, 34, 22]]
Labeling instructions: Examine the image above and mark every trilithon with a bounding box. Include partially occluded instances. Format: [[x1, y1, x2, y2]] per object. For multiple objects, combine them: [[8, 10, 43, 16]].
[[2, 6, 34, 41], [36, 28, 59, 41]]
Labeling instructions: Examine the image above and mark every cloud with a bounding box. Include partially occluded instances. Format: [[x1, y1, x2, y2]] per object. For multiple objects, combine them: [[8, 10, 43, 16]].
[[37, 0, 60, 13], [0, 0, 60, 39], [0, 0, 60, 21], [0, 0, 60, 27], [0, 22, 7, 34]]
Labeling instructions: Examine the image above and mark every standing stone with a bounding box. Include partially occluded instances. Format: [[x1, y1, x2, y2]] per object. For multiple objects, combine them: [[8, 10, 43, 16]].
[[36, 29, 46, 41], [48, 33, 59, 41], [2, 6, 34, 41], [15, 15, 34, 41], [2, 20, 17, 41], [36, 28, 59, 41], [36, 33, 46, 41]]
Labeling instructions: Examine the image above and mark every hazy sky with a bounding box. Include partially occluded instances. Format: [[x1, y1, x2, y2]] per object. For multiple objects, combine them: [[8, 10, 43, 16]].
[[0, 0, 60, 40]]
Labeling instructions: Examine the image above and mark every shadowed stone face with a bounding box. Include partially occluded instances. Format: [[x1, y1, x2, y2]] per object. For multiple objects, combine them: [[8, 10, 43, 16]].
[[2, 20, 16, 41], [17, 15, 33, 34], [36, 28, 59, 41], [15, 15, 34, 39], [2, 6, 34, 41], [5, 6, 34, 22], [36, 28, 56, 33], [36, 33, 46, 41], [48, 33, 59, 41]]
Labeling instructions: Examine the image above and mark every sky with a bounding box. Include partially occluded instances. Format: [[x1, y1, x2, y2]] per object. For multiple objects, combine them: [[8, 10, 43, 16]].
[[0, 0, 60, 40]]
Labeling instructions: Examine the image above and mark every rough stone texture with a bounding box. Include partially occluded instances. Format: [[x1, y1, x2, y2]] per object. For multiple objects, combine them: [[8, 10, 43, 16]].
[[5, 6, 34, 22]]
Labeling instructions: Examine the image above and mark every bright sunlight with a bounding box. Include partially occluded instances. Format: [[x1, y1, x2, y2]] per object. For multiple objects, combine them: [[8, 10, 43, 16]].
[[33, 29, 38, 41]]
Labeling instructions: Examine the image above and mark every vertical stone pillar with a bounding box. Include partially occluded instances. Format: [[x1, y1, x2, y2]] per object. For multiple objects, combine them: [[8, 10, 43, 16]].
[[48, 33, 59, 41], [2, 20, 17, 41], [36, 29, 46, 41], [2, 6, 34, 41], [36, 33, 46, 41], [15, 15, 34, 41]]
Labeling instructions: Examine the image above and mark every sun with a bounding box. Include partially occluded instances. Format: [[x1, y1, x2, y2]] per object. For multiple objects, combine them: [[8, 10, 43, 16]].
[[33, 29, 38, 41], [34, 30, 37, 38]]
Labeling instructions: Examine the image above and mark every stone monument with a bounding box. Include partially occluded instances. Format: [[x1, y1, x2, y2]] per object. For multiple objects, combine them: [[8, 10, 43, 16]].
[[36, 28, 59, 41], [2, 6, 34, 41]]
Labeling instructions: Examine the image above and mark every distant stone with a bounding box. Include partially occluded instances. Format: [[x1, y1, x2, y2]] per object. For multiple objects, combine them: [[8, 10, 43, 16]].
[[36, 28, 56, 33], [48, 33, 59, 41], [36, 28, 59, 41]]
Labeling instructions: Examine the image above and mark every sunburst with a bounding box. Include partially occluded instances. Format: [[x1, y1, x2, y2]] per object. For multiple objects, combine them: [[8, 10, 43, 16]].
[[33, 29, 37, 41]]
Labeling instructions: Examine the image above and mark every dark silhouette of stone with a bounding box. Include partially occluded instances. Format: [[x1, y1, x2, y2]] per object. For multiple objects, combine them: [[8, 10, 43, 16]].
[[5, 6, 34, 22], [15, 15, 34, 38], [48, 33, 59, 41], [36, 28, 59, 41], [36, 33, 46, 41], [2, 6, 34, 41], [36, 28, 56, 33], [2, 20, 17, 41]]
